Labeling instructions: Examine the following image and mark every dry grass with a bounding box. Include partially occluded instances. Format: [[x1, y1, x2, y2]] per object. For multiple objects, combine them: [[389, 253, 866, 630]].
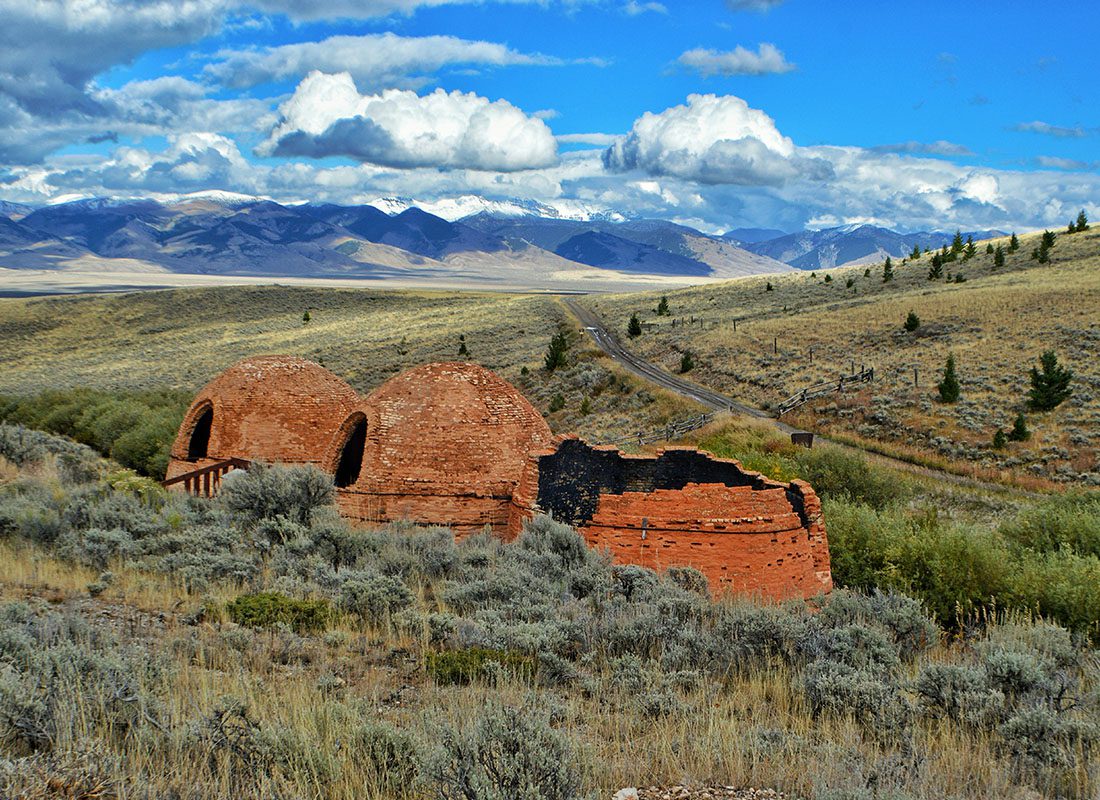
[[0, 539, 1079, 800], [585, 228, 1100, 484]]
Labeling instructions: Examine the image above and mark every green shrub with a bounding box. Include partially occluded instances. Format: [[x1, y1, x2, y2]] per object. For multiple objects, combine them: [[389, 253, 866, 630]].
[[226, 592, 332, 633], [1000, 492, 1100, 558], [793, 448, 905, 510], [426, 648, 536, 686]]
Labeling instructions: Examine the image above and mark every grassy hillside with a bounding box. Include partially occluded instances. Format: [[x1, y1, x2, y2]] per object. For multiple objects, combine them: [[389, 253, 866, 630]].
[[0, 285, 701, 476], [584, 227, 1100, 486]]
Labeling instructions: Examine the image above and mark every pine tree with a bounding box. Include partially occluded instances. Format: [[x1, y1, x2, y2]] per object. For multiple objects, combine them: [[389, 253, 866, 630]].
[[883, 256, 894, 283], [1042, 230, 1057, 248], [911, 244, 922, 259], [904, 310, 921, 332], [302, 310, 311, 324], [986, 243, 994, 254], [656, 296, 670, 316], [938, 353, 960, 403], [846, 277, 855, 288], [765, 282, 774, 292], [864, 268, 871, 278], [1008, 412, 1030, 442], [544, 331, 569, 371], [1076, 209, 1089, 232], [679, 351, 695, 373], [993, 245, 1005, 268], [1028, 350, 1073, 411], [928, 255, 943, 280], [951, 230, 964, 255], [824, 273, 833, 283], [1068, 221, 1077, 234], [964, 236, 977, 260], [627, 313, 642, 337], [1009, 232, 1020, 252], [992, 429, 1007, 449], [458, 340, 469, 357]]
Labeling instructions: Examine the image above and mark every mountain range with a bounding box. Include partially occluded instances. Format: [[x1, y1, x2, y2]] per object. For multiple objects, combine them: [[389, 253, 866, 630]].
[[0, 193, 1007, 288]]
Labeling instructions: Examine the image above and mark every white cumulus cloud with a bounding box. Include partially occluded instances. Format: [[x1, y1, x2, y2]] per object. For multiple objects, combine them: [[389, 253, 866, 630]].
[[261, 71, 558, 172], [677, 43, 794, 76], [603, 93, 829, 186]]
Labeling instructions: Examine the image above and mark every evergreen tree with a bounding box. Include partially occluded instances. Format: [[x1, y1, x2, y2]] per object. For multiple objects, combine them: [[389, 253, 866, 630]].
[[938, 353, 960, 403], [1042, 229, 1057, 248], [627, 313, 642, 337], [883, 256, 894, 283], [656, 296, 670, 316], [1008, 412, 1030, 442], [1068, 221, 1077, 234], [765, 282, 774, 292], [951, 230, 964, 255], [302, 310, 311, 324], [1076, 209, 1089, 232], [911, 244, 922, 259], [679, 351, 695, 373], [903, 310, 921, 332], [1009, 232, 1020, 252], [544, 331, 569, 371], [846, 277, 855, 288], [1028, 350, 1073, 411], [928, 255, 943, 280], [824, 273, 833, 283], [864, 268, 871, 278], [458, 339, 469, 357], [992, 429, 1007, 449], [964, 236, 977, 260], [986, 243, 994, 254], [994, 245, 1005, 268]]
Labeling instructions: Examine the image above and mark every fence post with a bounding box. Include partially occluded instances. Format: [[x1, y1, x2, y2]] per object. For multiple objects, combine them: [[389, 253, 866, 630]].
[[774, 337, 778, 355]]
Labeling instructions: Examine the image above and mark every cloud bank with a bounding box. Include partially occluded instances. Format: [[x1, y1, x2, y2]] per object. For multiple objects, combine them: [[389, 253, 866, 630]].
[[261, 71, 558, 171]]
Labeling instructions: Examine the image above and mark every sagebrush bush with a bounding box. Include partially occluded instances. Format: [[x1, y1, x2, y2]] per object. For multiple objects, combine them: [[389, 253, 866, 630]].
[[221, 463, 334, 527], [426, 702, 580, 800]]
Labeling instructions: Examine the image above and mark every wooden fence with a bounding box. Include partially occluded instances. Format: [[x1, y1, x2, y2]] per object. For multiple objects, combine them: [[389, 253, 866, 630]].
[[162, 457, 252, 497], [596, 411, 717, 448], [776, 367, 874, 417]]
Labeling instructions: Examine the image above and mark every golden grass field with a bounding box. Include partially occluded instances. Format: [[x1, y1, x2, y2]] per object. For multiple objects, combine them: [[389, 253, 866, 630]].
[[582, 228, 1100, 484], [0, 285, 700, 446]]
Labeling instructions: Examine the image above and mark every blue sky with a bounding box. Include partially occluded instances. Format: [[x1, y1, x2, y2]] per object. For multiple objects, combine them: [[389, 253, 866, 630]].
[[1, 0, 1097, 232]]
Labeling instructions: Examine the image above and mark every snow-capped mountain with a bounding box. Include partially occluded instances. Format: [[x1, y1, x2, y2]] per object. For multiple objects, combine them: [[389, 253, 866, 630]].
[[367, 195, 627, 223]]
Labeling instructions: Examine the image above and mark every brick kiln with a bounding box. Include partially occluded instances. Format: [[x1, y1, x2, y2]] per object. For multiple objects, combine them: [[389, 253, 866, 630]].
[[168, 357, 831, 599]]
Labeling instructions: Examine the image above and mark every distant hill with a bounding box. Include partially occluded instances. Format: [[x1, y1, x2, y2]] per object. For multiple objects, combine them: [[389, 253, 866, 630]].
[[463, 214, 792, 278], [742, 224, 1008, 270]]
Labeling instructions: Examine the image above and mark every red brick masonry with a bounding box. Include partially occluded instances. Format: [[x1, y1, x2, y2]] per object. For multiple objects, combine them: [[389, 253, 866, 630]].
[[168, 357, 831, 598]]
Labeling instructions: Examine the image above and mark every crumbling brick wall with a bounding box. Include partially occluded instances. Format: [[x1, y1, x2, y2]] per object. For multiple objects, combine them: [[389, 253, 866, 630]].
[[533, 437, 832, 599]]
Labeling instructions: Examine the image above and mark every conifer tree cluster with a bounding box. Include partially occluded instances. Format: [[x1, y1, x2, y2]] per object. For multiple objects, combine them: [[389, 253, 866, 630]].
[[1067, 209, 1089, 234], [1032, 230, 1057, 263]]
